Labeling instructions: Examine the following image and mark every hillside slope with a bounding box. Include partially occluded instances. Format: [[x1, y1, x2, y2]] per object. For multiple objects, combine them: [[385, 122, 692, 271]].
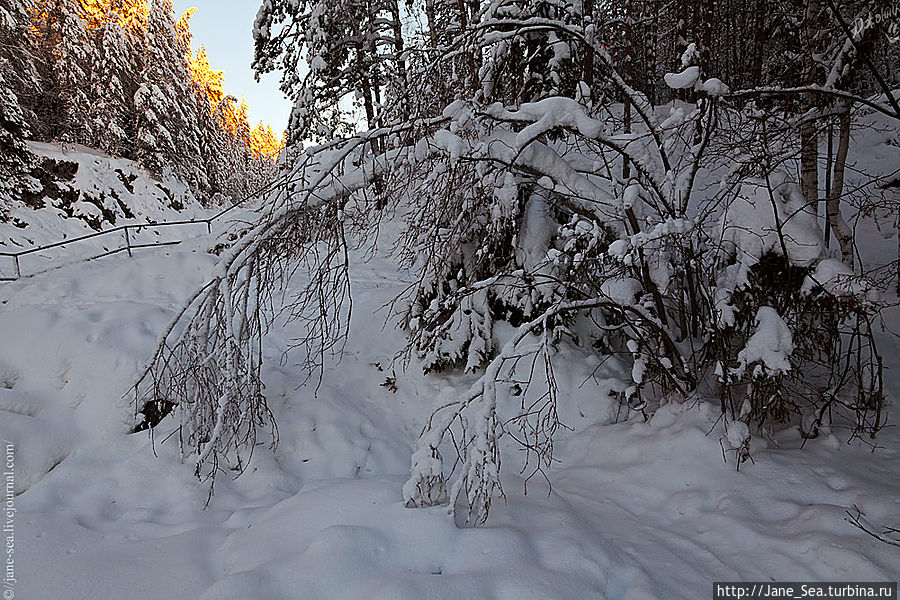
[[0, 142, 215, 279]]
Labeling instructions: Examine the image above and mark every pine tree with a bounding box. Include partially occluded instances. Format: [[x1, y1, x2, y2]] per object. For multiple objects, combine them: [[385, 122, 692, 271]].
[[253, 0, 408, 144], [134, 0, 205, 192]]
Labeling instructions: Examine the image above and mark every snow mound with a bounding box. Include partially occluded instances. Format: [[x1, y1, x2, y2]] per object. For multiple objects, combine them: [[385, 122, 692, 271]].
[[735, 306, 794, 377], [18, 142, 203, 227], [3, 182, 899, 599], [801, 258, 879, 302], [720, 173, 823, 274], [664, 66, 701, 90]]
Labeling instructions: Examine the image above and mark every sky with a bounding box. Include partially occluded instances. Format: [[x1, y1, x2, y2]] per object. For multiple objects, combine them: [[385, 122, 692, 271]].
[[172, 0, 292, 133]]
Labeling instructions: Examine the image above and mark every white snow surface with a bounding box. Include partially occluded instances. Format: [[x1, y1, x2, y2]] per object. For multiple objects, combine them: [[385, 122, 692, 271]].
[[801, 258, 880, 302], [3, 111, 900, 597], [1, 211, 899, 599], [0, 143, 213, 279], [663, 66, 701, 90]]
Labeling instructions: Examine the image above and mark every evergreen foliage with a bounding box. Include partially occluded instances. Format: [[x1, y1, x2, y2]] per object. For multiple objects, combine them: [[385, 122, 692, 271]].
[[0, 0, 283, 207]]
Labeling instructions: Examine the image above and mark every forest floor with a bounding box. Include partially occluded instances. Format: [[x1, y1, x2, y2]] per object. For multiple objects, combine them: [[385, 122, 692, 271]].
[[1, 204, 899, 599]]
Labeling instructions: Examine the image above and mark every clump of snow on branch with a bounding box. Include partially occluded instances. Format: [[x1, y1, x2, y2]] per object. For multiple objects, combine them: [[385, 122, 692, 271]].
[[734, 306, 794, 378]]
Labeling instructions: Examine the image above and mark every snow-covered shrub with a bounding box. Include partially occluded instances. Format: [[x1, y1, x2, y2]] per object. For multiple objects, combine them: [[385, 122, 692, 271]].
[[138, 2, 896, 525], [396, 141, 525, 373], [404, 183, 577, 374], [712, 177, 884, 438]]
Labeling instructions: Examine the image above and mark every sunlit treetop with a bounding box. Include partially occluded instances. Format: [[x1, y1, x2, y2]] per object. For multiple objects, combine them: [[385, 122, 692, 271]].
[[189, 46, 226, 107], [174, 6, 196, 47], [77, 0, 149, 32], [249, 123, 284, 160], [176, 10, 282, 160]]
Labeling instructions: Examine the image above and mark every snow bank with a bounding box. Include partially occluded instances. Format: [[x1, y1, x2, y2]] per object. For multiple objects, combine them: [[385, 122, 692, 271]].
[[2, 239, 898, 599], [2, 150, 899, 599], [23, 142, 203, 225], [664, 66, 701, 90], [801, 258, 879, 302], [0, 143, 219, 279]]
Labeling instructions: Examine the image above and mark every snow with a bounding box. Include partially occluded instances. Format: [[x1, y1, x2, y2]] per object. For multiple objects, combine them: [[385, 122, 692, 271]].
[[515, 190, 555, 273], [3, 108, 900, 599], [0, 143, 213, 279], [599, 277, 642, 306], [719, 172, 824, 274], [664, 66, 701, 90], [801, 258, 879, 302], [2, 206, 899, 599], [680, 43, 700, 69], [699, 77, 731, 96], [735, 306, 794, 377]]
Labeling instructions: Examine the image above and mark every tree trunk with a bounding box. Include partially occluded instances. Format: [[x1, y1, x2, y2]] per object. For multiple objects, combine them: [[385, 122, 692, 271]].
[[622, 100, 631, 180], [800, 120, 819, 212], [622, 0, 632, 180], [751, 0, 766, 86], [582, 0, 594, 92], [824, 118, 833, 247], [456, 0, 476, 87], [425, 0, 438, 44], [800, 0, 820, 213], [388, 0, 409, 121], [826, 104, 853, 264]]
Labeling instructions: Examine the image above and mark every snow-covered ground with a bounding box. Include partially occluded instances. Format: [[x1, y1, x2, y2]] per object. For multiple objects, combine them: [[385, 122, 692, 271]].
[[0, 143, 215, 280], [1, 203, 899, 599]]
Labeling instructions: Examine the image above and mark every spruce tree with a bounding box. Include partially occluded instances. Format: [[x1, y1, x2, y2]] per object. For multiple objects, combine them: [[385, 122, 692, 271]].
[[30, 0, 92, 142], [0, 0, 39, 214], [134, 0, 204, 191], [253, 0, 408, 144], [86, 5, 143, 156]]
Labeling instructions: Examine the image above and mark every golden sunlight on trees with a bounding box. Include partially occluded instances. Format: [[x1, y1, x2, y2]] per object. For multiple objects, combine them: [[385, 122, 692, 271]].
[[179, 11, 283, 160], [187, 45, 283, 160], [78, 0, 149, 32], [29, 0, 282, 161], [248, 123, 284, 159]]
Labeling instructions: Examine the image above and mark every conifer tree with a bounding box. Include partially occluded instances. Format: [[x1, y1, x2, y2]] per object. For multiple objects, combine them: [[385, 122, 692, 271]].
[[30, 0, 93, 142], [134, 0, 204, 189], [0, 0, 39, 213], [253, 0, 408, 144], [85, 4, 143, 156]]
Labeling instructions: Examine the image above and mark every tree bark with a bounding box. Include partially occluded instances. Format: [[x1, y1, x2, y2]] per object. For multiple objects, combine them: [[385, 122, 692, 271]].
[[799, 0, 821, 213], [424, 0, 438, 45], [388, 0, 409, 121], [826, 104, 853, 265], [582, 0, 594, 92], [622, 0, 632, 180]]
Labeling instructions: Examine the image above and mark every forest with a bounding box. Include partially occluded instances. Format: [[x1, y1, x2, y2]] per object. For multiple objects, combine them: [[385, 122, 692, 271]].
[[1, 0, 282, 208], [137, 0, 900, 522]]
